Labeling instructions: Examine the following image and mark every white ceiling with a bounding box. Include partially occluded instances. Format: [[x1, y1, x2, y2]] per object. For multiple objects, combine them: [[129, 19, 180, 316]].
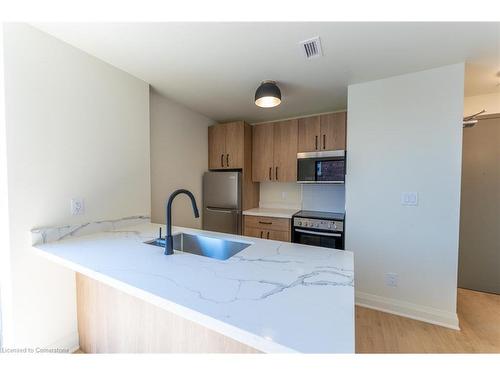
[[34, 22, 500, 123]]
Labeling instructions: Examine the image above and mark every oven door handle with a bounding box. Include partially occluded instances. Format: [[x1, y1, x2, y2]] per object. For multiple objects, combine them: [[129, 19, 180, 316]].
[[294, 228, 342, 237]]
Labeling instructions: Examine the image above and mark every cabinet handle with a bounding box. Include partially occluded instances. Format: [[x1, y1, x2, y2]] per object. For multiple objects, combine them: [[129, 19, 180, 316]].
[[226, 154, 229, 167], [275, 166, 278, 180], [269, 167, 272, 180], [258, 221, 272, 225], [323, 134, 326, 149], [266, 231, 270, 239], [260, 231, 263, 238], [221, 154, 224, 167], [315, 135, 318, 150]]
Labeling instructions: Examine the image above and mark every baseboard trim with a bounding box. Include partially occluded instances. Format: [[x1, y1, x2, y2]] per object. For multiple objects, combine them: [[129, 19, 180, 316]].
[[46, 330, 80, 353], [355, 291, 460, 330]]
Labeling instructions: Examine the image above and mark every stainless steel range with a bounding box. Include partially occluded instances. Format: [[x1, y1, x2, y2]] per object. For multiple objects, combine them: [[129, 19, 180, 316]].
[[292, 210, 345, 250]]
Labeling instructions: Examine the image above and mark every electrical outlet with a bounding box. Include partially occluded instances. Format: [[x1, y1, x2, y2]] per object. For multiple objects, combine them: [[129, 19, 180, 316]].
[[401, 192, 418, 206], [385, 273, 398, 287], [71, 198, 85, 216], [281, 191, 287, 200]]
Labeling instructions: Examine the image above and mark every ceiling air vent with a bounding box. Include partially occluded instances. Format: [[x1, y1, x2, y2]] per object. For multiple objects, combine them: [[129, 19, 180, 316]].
[[300, 36, 323, 59]]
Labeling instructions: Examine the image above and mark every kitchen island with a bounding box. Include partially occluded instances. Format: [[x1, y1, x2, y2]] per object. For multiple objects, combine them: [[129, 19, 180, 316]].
[[31, 217, 354, 353]]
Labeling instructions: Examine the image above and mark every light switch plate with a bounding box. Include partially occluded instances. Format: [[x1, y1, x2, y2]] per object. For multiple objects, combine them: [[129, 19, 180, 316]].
[[385, 273, 398, 287], [401, 192, 418, 206], [71, 198, 85, 216]]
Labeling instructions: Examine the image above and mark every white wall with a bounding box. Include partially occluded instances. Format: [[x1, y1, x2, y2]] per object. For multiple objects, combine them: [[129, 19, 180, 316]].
[[0, 24, 13, 347], [150, 88, 213, 227], [2, 23, 150, 349], [346, 64, 464, 329], [259, 182, 346, 212], [464, 92, 500, 116]]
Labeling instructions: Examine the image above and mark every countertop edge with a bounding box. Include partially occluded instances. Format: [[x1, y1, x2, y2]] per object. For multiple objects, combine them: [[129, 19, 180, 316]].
[[32, 246, 298, 354], [242, 209, 299, 219]]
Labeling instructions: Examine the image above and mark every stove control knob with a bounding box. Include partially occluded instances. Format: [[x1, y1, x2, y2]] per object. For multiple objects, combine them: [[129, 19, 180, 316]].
[[297, 221, 302, 226], [314, 223, 319, 228]]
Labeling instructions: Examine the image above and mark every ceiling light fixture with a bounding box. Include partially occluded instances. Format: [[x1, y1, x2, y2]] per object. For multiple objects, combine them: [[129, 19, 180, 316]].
[[255, 80, 281, 108]]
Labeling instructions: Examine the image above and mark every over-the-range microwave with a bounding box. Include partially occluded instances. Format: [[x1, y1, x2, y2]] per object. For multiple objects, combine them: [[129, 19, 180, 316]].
[[297, 150, 346, 184]]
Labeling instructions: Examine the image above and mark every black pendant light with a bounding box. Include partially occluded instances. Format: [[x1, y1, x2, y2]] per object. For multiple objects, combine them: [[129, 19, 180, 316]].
[[254, 80, 281, 108]]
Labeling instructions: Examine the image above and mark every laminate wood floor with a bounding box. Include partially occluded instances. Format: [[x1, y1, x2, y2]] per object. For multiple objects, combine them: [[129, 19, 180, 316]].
[[356, 288, 500, 353]]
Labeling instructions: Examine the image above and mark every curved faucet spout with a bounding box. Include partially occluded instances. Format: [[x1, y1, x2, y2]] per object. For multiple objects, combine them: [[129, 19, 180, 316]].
[[164, 189, 200, 255]]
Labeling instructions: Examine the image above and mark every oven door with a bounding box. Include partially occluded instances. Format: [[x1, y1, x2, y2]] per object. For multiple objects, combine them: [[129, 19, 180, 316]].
[[293, 228, 344, 250]]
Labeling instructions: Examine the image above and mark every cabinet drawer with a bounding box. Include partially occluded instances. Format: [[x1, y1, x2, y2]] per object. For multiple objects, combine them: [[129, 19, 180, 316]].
[[244, 227, 291, 242], [244, 215, 290, 232]]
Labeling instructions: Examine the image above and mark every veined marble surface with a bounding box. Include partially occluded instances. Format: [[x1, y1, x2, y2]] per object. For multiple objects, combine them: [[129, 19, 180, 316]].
[[31, 215, 150, 245], [242, 207, 299, 219], [32, 221, 354, 353]]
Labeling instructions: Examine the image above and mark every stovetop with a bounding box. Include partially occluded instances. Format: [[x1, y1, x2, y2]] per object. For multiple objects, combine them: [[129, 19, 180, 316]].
[[293, 210, 345, 221]]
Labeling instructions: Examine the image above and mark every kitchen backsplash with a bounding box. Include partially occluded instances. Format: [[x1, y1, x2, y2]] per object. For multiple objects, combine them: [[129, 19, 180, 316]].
[[302, 184, 345, 212], [259, 182, 302, 209], [259, 182, 345, 212]]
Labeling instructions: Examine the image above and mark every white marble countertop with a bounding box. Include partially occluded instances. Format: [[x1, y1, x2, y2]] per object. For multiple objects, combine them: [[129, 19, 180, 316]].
[[242, 207, 299, 219], [32, 219, 354, 353]]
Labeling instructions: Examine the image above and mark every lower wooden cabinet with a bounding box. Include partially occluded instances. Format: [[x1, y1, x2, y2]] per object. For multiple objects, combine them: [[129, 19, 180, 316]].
[[76, 273, 259, 353], [265, 229, 290, 242], [243, 215, 291, 242]]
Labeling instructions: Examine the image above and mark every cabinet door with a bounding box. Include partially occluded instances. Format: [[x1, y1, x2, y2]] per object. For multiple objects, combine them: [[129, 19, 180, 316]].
[[298, 116, 320, 152], [320, 112, 346, 151], [225, 122, 244, 169], [252, 123, 274, 182], [273, 120, 298, 182], [244, 226, 266, 239], [266, 229, 290, 242], [208, 124, 226, 169]]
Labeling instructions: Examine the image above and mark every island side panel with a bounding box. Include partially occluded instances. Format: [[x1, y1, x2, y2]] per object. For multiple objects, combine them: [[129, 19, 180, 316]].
[[75, 273, 260, 353]]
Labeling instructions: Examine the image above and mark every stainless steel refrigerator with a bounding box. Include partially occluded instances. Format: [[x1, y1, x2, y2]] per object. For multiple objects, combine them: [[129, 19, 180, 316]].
[[202, 171, 242, 235]]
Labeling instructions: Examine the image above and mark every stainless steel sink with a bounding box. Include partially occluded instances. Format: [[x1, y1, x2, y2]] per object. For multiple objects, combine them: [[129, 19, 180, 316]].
[[144, 233, 251, 260]]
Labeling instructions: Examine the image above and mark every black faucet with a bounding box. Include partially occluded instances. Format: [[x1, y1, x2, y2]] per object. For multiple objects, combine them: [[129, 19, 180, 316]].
[[164, 189, 200, 255]]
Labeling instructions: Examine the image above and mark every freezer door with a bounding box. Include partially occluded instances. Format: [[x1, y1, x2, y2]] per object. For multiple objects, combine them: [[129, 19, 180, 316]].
[[203, 207, 241, 235], [203, 171, 241, 209]]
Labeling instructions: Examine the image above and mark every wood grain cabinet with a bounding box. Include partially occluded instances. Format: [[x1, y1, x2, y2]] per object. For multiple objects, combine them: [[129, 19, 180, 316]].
[[243, 215, 291, 242], [208, 121, 259, 211], [298, 112, 346, 152], [208, 121, 244, 169], [252, 119, 298, 182], [297, 115, 320, 152]]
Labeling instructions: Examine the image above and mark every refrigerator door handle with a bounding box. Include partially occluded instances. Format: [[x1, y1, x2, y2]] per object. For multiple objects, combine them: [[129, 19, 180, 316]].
[[205, 207, 240, 214]]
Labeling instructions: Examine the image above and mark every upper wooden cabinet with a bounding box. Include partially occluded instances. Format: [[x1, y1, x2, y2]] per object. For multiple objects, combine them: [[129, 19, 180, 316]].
[[252, 120, 298, 182], [273, 120, 298, 182], [320, 112, 346, 151], [208, 121, 244, 169], [252, 123, 274, 181], [208, 121, 259, 210], [297, 116, 320, 152], [297, 111, 346, 152]]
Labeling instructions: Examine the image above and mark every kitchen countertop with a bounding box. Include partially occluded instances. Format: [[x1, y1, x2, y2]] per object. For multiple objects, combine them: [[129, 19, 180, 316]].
[[242, 207, 299, 219], [31, 218, 354, 353]]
